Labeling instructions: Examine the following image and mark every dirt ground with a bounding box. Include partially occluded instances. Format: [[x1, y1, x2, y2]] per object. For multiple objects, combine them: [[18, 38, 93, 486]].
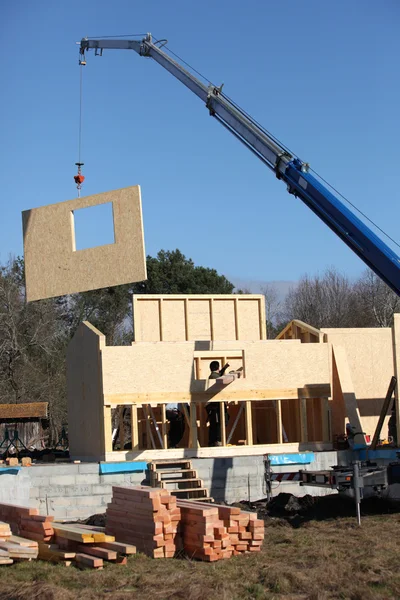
[[0, 495, 399, 600]]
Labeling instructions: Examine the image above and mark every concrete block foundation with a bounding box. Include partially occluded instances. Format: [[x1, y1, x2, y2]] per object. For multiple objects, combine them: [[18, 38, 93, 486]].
[[0, 451, 352, 519]]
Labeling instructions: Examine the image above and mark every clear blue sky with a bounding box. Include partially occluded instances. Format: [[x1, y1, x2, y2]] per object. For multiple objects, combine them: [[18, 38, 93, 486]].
[[1, 1, 399, 287]]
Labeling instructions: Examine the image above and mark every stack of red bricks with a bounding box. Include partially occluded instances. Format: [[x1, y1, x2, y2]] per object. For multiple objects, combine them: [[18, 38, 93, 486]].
[[177, 500, 264, 562], [0, 502, 54, 542], [105, 485, 181, 558]]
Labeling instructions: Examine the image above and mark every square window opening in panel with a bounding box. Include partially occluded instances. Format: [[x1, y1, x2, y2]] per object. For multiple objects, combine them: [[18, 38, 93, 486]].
[[72, 202, 115, 251]]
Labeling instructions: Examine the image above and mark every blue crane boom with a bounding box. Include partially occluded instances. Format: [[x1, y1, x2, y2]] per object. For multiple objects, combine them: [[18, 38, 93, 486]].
[[80, 34, 400, 296]]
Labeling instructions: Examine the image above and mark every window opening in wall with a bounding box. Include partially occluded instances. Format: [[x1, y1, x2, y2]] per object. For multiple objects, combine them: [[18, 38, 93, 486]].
[[71, 202, 115, 251]]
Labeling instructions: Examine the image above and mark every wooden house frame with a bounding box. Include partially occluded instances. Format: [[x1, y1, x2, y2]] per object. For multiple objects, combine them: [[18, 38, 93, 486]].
[[67, 295, 343, 462]]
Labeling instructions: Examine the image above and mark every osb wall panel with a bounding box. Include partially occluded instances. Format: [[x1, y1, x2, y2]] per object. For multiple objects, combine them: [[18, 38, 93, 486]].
[[101, 340, 330, 396], [212, 300, 237, 340], [132, 295, 266, 342], [23, 186, 146, 302], [322, 328, 394, 436], [67, 322, 106, 459]]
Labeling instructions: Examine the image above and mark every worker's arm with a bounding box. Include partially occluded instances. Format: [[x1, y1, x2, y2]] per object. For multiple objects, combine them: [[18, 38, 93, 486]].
[[219, 363, 230, 376]]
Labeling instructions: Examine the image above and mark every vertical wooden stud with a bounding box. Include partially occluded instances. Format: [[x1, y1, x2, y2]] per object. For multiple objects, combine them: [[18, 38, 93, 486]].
[[195, 357, 201, 380], [161, 404, 167, 449], [131, 405, 139, 451], [245, 401, 253, 445], [234, 298, 240, 340], [199, 404, 207, 447], [220, 402, 226, 446], [103, 406, 113, 454], [118, 406, 125, 450], [184, 298, 190, 341], [209, 299, 214, 341], [158, 299, 164, 341], [276, 400, 283, 444]]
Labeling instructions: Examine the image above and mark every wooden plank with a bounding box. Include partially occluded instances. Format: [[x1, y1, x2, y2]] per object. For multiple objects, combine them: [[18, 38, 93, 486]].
[[234, 298, 240, 340], [0, 402, 48, 419], [184, 298, 190, 341], [199, 403, 207, 447], [158, 298, 164, 342], [161, 404, 167, 449], [220, 402, 226, 446], [105, 441, 334, 461], [104, 384, 331, 406], [75, 553, 103, 569], [131, 404, 139, 451], [245, 401, 253, 445], [276, 400, 283, 444], [9, 535, 38, 548], [77, 545, 117, 561], [38, 542, 76, 562], [104, 405, 113, 454], [209, 299, 214, 340], [97, 541, 137, 554], [52, 524, 95, 543]]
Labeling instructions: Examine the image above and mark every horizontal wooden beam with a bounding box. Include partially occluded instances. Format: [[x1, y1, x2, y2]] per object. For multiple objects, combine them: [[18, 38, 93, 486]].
[[104, 384, 331, 406], [104, 440, 333, 461]]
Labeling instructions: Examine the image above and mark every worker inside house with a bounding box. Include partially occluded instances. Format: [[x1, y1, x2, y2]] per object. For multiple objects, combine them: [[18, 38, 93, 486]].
[[206, 361, 230, 447], [165, 403, 185, 449]]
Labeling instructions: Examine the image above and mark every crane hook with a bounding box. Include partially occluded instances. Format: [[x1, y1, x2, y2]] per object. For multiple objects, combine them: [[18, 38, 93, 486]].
[[74, 162, 85, 197]]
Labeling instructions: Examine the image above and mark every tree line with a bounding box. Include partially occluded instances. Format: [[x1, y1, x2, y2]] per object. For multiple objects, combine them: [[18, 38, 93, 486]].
[[1, 252, 398, 441], [0, 250, 234, 442], [264, 267, 400, 338]]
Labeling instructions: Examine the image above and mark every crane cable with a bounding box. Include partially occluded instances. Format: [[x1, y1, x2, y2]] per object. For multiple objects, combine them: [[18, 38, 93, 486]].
[[74, 58, 85, 197]]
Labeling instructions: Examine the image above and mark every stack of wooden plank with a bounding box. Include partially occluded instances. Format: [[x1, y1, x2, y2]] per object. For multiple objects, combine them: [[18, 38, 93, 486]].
[[0, 501, 53, 542], [0, 519, 39, 563], [51, 523, 134, 569], [105, 485, 182, 558], [177, 500, 264, 561], [0, 502, 135, 569]]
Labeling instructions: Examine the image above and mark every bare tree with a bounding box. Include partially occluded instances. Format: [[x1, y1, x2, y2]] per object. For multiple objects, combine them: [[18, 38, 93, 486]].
[[282, 267, 356, 329], [260, 284, 283, 339], [353, 269, 400, 327], [0, 259, 68, 443]]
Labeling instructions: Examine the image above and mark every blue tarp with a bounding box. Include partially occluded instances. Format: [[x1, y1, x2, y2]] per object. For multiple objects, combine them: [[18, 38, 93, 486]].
[[99, 462, 147, 475], [0, 467, 21, 475], [268, 453, 315, 466]]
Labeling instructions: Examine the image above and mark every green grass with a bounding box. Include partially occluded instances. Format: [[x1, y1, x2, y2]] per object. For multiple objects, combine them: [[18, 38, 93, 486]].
[[0, 514, 399, 600]]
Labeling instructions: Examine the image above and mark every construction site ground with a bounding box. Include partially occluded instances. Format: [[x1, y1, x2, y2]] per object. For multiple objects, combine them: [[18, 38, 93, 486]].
[[0, 495, 399, 600]]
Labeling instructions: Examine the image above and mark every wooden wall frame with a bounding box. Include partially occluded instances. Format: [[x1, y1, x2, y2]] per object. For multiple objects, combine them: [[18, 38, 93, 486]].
[[132, 295, 267, 342]]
